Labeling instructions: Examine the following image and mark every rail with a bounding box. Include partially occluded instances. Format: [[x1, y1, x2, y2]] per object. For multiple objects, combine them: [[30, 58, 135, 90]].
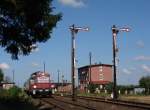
[[77, 96, 150, 109], [40, 96, 96, 110]]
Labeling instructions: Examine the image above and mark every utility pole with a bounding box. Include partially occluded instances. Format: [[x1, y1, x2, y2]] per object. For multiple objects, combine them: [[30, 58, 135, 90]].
[[112, 25, 118, 100], [89, 52, 92, 84], [62, 74, 64, 92], [43, 61, 45, 73], [111, 25, 130, 100], [12, 70, 15, 83], [58, 70, 60, 83], [71, 24, 76, 101], [69, 24, 89, 101], [62, 74, 64, 85]]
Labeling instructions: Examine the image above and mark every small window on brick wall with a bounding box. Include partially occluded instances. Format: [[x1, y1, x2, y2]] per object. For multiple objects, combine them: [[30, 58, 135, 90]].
[[99, 73, 103, 80], [99, 66, 103, 72]]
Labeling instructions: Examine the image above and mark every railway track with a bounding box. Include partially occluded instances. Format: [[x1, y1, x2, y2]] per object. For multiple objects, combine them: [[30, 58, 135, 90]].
[[38, 95, 150, 110], [77, 96, 150, 110], [40, 97, 96, 110], [53, 95, 150, 110]]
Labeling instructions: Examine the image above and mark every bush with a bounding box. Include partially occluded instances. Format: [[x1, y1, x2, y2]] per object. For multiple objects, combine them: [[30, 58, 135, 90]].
[[87, 84, 99, 93], [0, 86, 31, 101], [0, 89, 8, 99], [105, 83, 113, 93], [8, 86, 21, 98], [0, 86, 37, 110]]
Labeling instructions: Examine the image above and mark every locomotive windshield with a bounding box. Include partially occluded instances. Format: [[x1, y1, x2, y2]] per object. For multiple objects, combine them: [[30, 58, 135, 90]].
[[37, 75, 50, 83], [30, 79, 35, 84], [34, 72, 50, 83]]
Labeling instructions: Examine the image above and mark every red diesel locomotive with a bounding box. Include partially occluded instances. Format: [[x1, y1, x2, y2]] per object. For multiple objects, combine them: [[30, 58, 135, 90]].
[[24, 71, 54, 97]]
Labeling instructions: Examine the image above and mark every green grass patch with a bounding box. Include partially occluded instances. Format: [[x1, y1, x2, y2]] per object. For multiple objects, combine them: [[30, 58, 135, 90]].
[[77, 92, 111, 98]]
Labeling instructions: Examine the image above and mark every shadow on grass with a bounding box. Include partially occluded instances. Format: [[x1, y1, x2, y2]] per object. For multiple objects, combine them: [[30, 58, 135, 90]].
[[0, 98, 37, 110], [0, 97, 56, 110]]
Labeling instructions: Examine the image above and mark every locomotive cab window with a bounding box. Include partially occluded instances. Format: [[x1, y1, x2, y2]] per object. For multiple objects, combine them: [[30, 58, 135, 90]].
[[30, 79, 35, 84]]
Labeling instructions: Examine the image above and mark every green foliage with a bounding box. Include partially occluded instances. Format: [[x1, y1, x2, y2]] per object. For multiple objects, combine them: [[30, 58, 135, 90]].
[[0, 86, 37, 110], [0, 0, 62, 59], [0, 69, 4, 82], [87, 83, 98, 93], [0, 86, 30, 101], [139, 76, 150, 94], [117, 85, 135, 94], [0, 86, 19, 99], [105, 83, 136, 94], [7, 86, 21, 98], [105, 82, 113, 93]]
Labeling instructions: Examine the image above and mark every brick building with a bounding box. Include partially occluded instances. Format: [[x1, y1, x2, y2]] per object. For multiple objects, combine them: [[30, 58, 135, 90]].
[[52, 82, 72, 93], [78, 64, 113, 91]]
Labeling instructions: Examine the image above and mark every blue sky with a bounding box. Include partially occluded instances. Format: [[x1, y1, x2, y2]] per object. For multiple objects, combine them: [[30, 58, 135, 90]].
[[0, 0, 150, 86]]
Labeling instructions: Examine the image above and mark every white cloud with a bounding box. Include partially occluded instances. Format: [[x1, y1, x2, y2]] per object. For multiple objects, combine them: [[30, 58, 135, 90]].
[[136, 40, 144, 48], [31, 47, 39, 52], [134, 55, 150, 61], [141, 64, 150, 73], [31, 62, 39, 67], [122, 68, 132, 74], [0, 63, 10, 70], [32, 48, 39, 52], [58, 0, 86, 7], [30, 44, 39, 52]]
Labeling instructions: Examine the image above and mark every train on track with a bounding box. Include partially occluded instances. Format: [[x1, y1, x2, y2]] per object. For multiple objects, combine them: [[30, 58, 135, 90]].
[[24, 71, 54, 97]]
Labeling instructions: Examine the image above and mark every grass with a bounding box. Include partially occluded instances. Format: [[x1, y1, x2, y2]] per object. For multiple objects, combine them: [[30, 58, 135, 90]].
[[119, 95, 150, 104], [77, 92, 150, 104], [77, 92, 111, 98]]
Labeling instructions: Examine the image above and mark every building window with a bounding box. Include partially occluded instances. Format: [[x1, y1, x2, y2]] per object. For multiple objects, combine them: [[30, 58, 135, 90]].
[[99, 66, 103, 72], [99, 73, 103, 80], [82, 71, 85, 74]]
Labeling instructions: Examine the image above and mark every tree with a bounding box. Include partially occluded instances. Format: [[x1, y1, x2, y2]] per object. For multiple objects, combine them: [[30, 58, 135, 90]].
[[139, 76, 150, 94], [117, 85, 135, 94], [87, 83, 98, 93], [0, 0, 61, 59], [0, 69, 4, 83], [105, 82, 113, 93]]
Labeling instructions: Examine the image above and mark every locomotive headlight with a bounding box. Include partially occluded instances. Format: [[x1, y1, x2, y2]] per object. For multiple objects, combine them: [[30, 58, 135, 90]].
[[33, 85, 37, 88], [51, 84, 54, 88]]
